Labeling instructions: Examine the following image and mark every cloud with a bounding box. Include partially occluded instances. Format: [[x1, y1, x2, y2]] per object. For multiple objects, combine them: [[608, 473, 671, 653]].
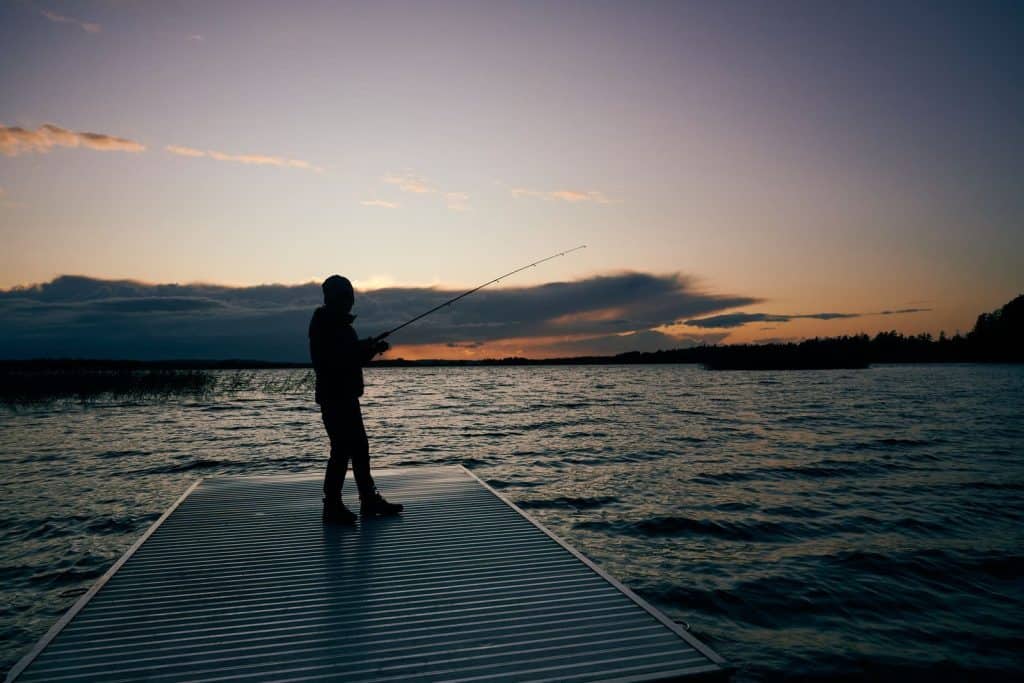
[[379, 172, 469, 211], [360, 199, 399, 208], [684, 312, 859, 328], [383, 172, 432, 194], [1, 124, 144, 156], [165, 145, 205, 158], [165, 145, 321, 171], [445, 192, 470, 211], [511, 187, 616, 204], [685, 307, 931, 329], [879, 308, 932, 315], [187, 34, 204, 42], [0, 273, 757, 360], [41, 9, 100, 33]]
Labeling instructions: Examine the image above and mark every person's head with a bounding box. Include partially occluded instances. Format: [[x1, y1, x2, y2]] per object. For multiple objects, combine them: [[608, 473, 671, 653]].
[[322, 275, 354, 311]]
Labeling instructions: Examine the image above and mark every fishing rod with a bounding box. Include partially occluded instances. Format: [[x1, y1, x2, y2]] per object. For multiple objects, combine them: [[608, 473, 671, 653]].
[[374, 244, 587, 342]]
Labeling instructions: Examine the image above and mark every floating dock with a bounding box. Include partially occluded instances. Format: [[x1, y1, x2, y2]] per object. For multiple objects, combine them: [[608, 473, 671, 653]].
[[9, 466, 726, 682]]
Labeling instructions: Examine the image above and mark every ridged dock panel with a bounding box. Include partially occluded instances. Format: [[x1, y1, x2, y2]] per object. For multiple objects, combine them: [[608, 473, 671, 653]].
[[9, 466, 726, 682]]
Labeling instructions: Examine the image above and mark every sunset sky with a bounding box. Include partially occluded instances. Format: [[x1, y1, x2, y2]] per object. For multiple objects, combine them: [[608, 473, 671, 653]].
[[2, 1, 1022, 360]]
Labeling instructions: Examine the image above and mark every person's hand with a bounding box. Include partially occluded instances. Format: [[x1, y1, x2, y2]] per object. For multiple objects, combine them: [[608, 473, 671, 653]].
[[373, 339, 390, 355]]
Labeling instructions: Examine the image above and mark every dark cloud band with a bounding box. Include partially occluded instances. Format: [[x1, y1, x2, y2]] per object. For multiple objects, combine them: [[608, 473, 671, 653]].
[[0, 274, 758, 360]]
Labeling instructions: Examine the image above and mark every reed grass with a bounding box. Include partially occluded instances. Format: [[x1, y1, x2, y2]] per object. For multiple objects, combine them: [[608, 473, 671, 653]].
[[0, 368, 215, 404], [0, 365, 321, 405]]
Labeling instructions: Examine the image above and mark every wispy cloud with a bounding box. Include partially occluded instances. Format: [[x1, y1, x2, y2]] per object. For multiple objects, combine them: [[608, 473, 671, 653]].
[[0, 123, 144, 156], [360, 199, 399, 208], [511, 187, 616, 204], [685, 307, 932, 329], [383, 172, 433, 194], [879, 308, 932, 315], [379, 171, 470, 211], [165, 145, 321, 171], [41, 9, 100, 33], [445, 192, 470, 211], [186, 34, 204, 42], [165, 145, 205, 158], [685, 312, 859, 329]]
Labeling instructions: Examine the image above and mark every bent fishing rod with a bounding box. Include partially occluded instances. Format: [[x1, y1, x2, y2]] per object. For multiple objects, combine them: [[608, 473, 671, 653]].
[[374, 245, 586, 342]]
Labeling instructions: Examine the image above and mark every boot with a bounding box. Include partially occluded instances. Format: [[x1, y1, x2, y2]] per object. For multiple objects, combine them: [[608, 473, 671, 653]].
[[323, 498, 357, 525], [360, 490, 403, 518]]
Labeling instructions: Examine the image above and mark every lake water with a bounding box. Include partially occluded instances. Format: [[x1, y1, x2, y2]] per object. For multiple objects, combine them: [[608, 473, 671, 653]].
[[2, 364, 1022, 681]]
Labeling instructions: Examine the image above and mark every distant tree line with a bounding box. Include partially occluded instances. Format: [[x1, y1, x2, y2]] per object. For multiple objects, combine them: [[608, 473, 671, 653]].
[[609, 294, 1024, 368], [376, 294, 1022, 369]]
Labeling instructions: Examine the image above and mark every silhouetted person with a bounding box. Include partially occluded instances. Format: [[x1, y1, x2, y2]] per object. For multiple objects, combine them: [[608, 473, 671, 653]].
[[310, 275, 403, 524]]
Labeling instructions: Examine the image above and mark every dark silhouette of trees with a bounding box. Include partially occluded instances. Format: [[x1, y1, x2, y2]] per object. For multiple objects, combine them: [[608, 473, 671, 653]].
[[968, 294, 1023, 362]]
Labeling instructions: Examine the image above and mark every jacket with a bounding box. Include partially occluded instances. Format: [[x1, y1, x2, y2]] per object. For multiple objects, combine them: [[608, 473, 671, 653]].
[[308, 305, 375, 403]]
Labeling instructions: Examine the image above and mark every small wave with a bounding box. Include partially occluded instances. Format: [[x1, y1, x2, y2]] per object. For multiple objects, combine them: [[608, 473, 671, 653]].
[[975, 553, 1024, 580], [145, 458, 236, 474], [833, 436, 937, 451], [18, 453, 66, 463], [667, 435, 706, 444], [876, 437, 933, 447], [822, 548, 1024, 587], [517, 495, 618, 511], [698, 458, 913, 483], [673, 408, 706, 416], [708, 501, 757, 512], [692, 470, 763, 484], [962, 480, 1024, 491], [577, 515, 812, 542], [617, 450, 674, 463], [761, 505, 828, 518], [485, 479, 544, 489], [85, 513, 159, 534], [25, 520, 79, 540], [457, 457, 492, 467], [29, 564, 105, 588], [645, 578, 827, 627], [520, 419, 579, 431], [96, 449, 148, 459], [782, 460, 892, 478], [562, 455, 609, 466]]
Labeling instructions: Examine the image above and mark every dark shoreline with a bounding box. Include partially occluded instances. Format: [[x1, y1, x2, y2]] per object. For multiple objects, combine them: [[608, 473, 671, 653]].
[[2, 293, 1020, 371]]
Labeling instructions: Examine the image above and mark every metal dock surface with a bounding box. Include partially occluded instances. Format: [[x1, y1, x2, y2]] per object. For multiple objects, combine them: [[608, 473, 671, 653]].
[[9, 466, 726, 682]]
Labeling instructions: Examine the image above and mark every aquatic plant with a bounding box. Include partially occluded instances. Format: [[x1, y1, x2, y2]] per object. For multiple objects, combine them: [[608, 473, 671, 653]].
[[0, 366, 214, 404]]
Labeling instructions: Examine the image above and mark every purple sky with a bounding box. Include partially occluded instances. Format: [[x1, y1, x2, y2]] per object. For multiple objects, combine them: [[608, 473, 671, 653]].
[[1, 1, 1022, 357]]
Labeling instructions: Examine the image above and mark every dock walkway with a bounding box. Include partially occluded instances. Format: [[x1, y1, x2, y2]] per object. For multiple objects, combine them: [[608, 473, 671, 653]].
[[9, 466, 726, 682]]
